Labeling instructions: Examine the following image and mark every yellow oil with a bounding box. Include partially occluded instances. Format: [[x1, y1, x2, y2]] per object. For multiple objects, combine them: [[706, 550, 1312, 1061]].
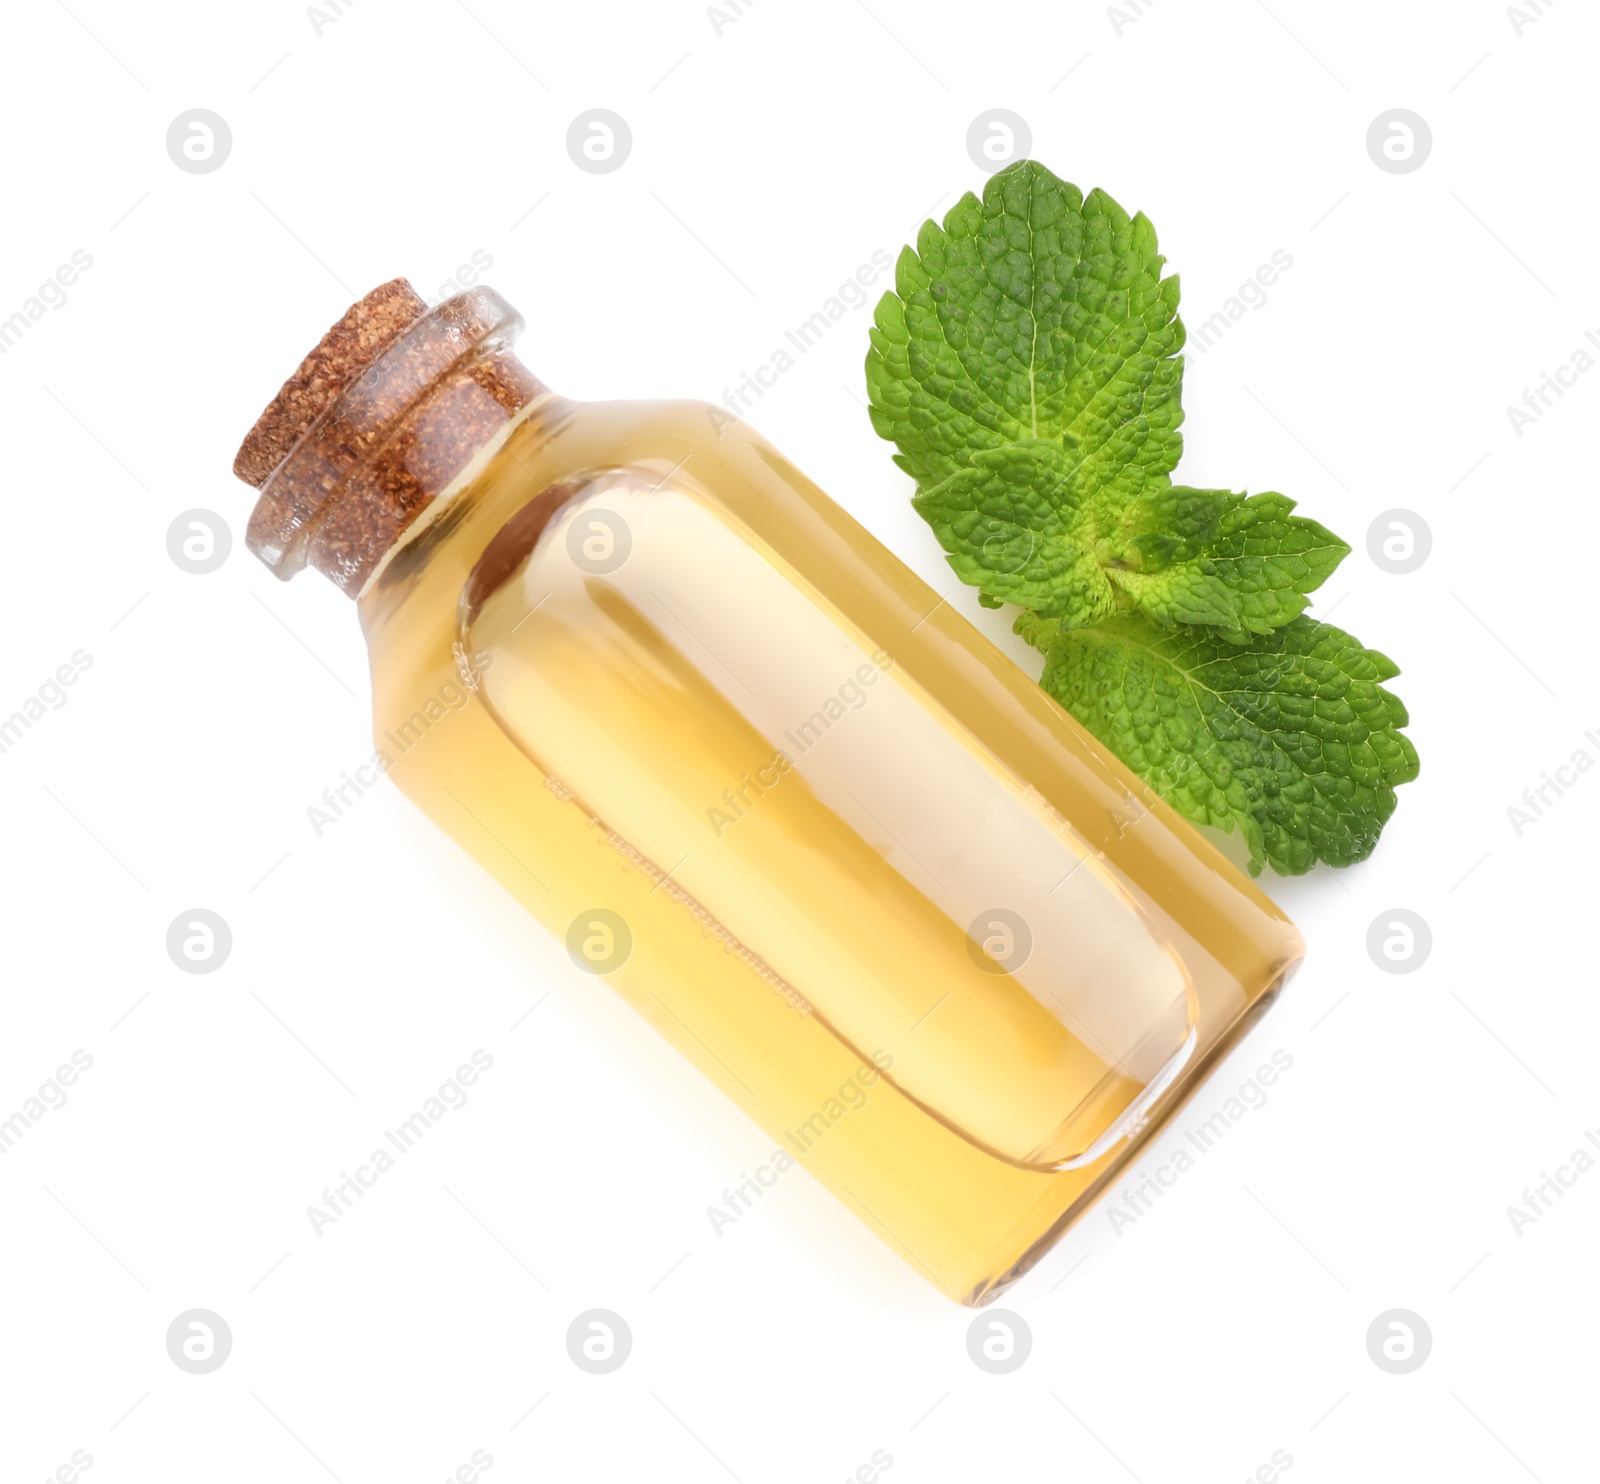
[[358, 394, 1303, 1303]]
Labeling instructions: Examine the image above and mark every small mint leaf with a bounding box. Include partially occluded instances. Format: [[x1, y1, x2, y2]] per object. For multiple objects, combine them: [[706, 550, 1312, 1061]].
[[1037, 614, 1420, 875], [1014, 610, 1060, 651], [1203, 492, 1350, 635], [1099, 490, 1350, 639], [1106, 564, 1243, 630], [1099, 484, 1230, 572]]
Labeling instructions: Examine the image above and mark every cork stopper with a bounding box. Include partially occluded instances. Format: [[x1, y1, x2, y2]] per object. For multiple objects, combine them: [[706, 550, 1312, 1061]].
[[233, 278, 545, 595], [234, 278, 427, 488]]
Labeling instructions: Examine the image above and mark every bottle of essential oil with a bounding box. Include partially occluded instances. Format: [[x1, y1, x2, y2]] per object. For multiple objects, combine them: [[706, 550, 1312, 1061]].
[[233, 279, 1303, 1304]]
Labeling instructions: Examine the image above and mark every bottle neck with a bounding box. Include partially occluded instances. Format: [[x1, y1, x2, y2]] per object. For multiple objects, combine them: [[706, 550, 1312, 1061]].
[[233, 280, 546, 597]]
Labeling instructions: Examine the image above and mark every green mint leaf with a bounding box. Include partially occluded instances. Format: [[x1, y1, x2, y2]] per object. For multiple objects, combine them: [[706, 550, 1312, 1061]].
[[910, 439, 1114, 625], [1097, 484, 1230, 571], [1096, 485, 1243, 628], [1200, 492, 1350, 635], [1037, 614, 1420, 875], [1013, 610, 1060, 650], [1105, 563, 1243, 630], [866, 160, 1185, 505], [1098, 490, 1350, 639]]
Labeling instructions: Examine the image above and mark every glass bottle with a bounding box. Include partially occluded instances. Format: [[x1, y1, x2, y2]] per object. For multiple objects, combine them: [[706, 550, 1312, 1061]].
[[233, 279, 1304, 1304]]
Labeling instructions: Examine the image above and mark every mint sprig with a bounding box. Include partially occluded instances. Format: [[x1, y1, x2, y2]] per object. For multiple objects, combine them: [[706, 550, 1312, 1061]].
[[1036, 616, 1415, 876], [866, 160, 1418, 875]]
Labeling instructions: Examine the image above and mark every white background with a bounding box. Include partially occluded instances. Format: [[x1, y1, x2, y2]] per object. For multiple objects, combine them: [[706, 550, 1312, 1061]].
[[1, 1, 1594, 1480]]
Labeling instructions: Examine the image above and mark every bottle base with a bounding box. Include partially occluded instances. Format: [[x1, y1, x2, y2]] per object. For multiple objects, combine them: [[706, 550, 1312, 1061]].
[[964, 959, 1298, 1307]]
